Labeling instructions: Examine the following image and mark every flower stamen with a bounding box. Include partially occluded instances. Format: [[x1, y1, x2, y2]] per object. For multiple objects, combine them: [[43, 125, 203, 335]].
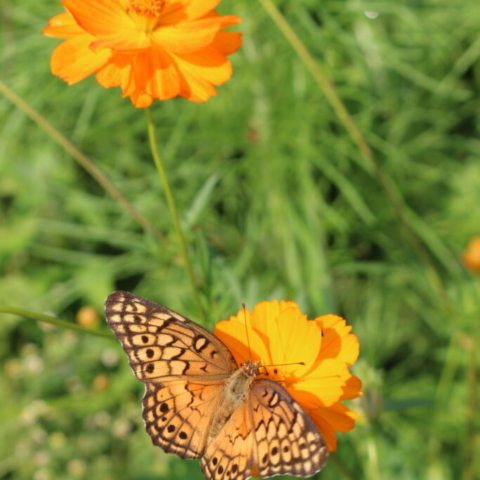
[[129, 0, 166, 17]]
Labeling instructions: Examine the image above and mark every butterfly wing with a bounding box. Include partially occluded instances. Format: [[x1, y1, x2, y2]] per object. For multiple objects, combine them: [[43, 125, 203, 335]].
[[201, 379, 328, 480], [105, 291, 238, 459], [201, 392, 254, 480], [105, 291, 238, 382], [249, 379, 328, 478], [143, 380, 226, 459]]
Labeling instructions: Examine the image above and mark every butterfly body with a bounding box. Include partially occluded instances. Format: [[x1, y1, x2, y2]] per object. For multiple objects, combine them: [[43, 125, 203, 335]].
[[105, 291, 328, 480], [208, 361, 260, 441]]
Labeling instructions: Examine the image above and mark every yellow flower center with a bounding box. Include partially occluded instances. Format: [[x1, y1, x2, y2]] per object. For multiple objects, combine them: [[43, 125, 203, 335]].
[[128, 0, 166, 17]]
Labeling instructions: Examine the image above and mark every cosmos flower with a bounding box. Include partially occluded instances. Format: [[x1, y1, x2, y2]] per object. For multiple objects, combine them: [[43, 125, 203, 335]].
[[214, 300, 362, 451], [462, 236, 480, 274], [42, 0, 242, 107]]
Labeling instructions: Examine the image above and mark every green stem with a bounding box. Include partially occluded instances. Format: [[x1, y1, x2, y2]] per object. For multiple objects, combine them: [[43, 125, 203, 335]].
[[365, 433, 382, 480], [258, 0, 450, 311], [0, 307, 114, 340], [464, 336, 477, 480], [435, 333, 460, 408], [145, 108, 205, 322], [0, 80, 164, 244]]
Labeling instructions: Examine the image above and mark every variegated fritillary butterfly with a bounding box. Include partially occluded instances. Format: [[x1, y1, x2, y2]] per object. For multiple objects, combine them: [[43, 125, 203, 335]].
[[105, 291, 328, 480]]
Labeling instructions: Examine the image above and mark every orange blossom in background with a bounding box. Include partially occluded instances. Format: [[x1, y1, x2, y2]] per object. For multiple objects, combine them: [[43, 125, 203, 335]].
[[462, 236, 480, 274], [43, 0, 242, 107]]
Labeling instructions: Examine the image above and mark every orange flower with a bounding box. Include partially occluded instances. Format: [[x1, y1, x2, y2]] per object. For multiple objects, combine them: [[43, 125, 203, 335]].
[[42, 0, 242, 107], [214, 300, 362, 451], [462, 236, 480, 274]]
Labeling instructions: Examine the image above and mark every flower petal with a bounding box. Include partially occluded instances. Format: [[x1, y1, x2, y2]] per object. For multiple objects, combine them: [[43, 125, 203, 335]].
[[249, 300, 296, 344], [295, 359, 352, 406], [42, 12, 83, 38], [184, 0, 223, 20], [171, 47, 233, 101], [311, 402, 359, 434], [316, 314, 360, 365], [152, 17, 224, 54], [265, 307, 322, 378], [50, 35, 112, 85], [137, 47, 181, 100], [307, 409, 338, 451], [63, 0, 151, 50], [152, 14, 239, 55], [214, 310, 272, 366], [128, 90, 154, 108], [95, 52, 131, 88], [212, 30, 243, 55]]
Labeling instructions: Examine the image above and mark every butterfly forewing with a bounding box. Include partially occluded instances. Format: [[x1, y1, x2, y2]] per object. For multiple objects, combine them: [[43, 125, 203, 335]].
[[105, 291, 237, 382]]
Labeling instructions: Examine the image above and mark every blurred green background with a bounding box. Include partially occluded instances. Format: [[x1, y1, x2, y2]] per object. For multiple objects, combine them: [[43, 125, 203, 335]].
[[1, 0, 479, 479]]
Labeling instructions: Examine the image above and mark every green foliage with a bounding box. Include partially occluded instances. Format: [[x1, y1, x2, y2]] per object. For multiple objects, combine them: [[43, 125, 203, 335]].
[[1, 0, 479, 479]]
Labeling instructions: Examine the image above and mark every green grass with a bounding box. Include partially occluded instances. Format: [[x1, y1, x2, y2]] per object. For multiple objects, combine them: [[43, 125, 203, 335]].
[[1, 0, 480, 479]]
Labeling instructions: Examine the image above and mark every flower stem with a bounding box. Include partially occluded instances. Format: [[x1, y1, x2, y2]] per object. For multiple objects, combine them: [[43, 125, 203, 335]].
[[0, 307, 115, 340], [145, 108, 205, 322], [0, 80, 164, 244], [464, 336, 477, 480], [258, 0, 451, 312], [365, 434, 381, 480]]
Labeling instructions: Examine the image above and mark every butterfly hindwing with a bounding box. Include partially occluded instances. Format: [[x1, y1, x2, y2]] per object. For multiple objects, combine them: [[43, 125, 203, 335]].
[[249, 379, 328, 478], [143, 380, 226, 459], [201, 379, 327, 480], [105, 291, 237, 382], [201, 397, 254, 480]]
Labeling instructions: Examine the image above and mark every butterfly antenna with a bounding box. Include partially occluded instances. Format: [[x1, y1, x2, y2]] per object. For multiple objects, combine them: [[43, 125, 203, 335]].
[[242, 303, 253, 362], [261, 362, 306, 368], [259, 362, 306, 375]]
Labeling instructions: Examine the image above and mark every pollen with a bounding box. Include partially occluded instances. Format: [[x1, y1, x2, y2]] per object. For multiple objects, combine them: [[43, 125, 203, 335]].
[[129, 0, 166, 17]]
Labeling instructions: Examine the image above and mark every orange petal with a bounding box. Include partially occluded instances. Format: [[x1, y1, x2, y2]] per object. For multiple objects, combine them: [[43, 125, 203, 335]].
[[307, 410, 338, 451], [341, 375, 363, 400], [152, 18, 224, 54], [175, 46, 232, 83], [296, 359, 351, 406], [42, 12, 83, 38], [128, 89, 154, 108], [212, 31, 243, 55], [316, 314, 360, 365], [266, 308, 322, 377], [171, 48, 234, 102], [136, 47, 181, 100], [214, 310, 271, 366], [50, 35, 112, 85], [95, 52, 131, 88], [310, 402, 359, 434], [63, 0, 151, 50], [250, 300, 297, 345], [184, 0, 223, 20]]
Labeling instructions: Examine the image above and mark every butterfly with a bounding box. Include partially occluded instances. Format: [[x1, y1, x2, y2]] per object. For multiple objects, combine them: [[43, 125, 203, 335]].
[[105, 291, 328, 480]]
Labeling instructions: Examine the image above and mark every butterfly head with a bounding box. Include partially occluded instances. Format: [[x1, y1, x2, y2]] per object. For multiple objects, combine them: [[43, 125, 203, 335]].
[[241, 360, 261, 378]]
